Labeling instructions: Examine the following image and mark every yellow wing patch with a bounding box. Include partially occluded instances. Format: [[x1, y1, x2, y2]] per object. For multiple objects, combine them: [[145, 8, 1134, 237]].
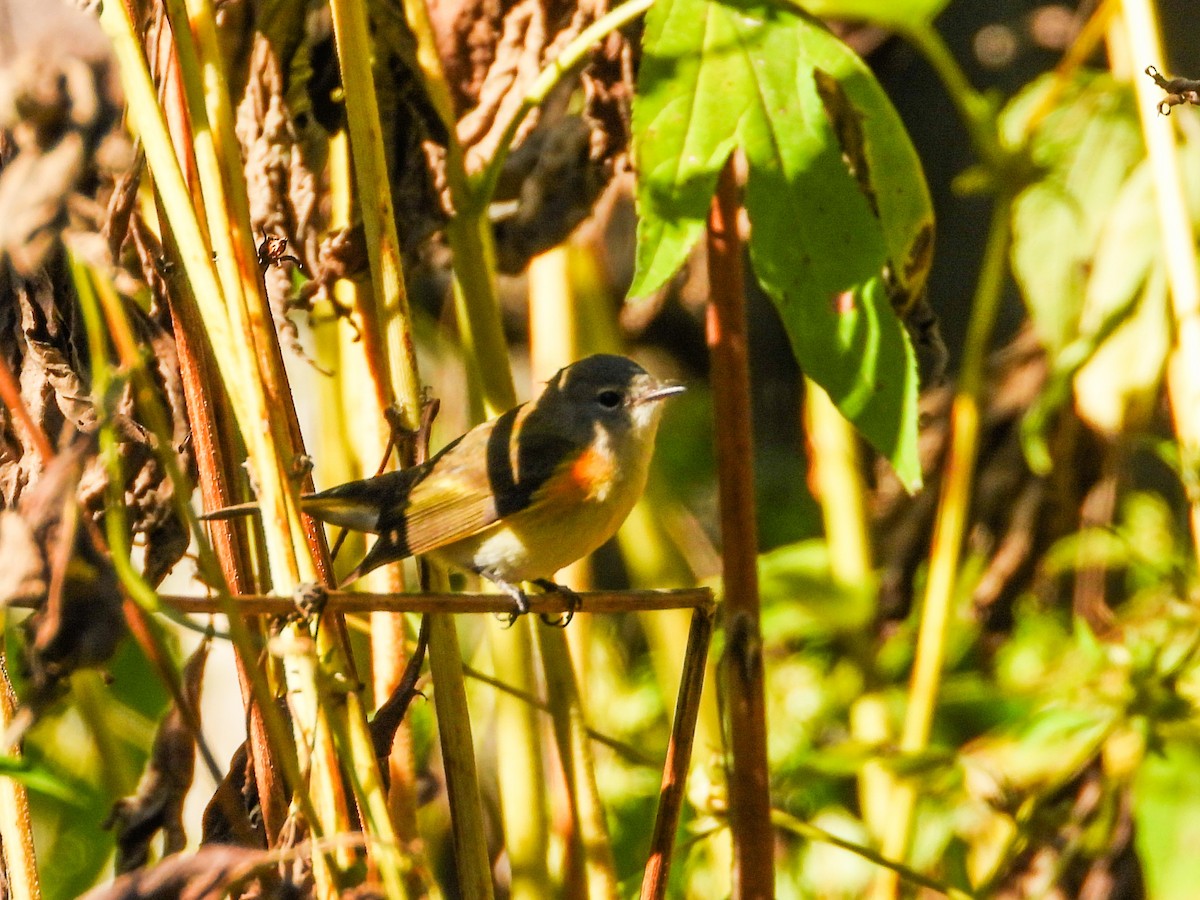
[[399, 467, 500, 556]]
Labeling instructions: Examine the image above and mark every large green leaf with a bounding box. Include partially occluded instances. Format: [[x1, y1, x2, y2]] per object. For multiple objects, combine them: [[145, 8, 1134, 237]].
[[794, 0, 950, 28], [631, 0, 931, 488]]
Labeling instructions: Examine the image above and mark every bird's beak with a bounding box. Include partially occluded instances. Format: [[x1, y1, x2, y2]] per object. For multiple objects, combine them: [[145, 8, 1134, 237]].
[[636, 382, 686, 405]]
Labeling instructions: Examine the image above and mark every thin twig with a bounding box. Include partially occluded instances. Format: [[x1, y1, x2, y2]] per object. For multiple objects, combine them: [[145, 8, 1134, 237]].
[[640, 606, 714, 900], [876, 195, 1015, 883], [771, 809, 976, 900], [461, 664, 656, 767], [142, 589, 715, 617]]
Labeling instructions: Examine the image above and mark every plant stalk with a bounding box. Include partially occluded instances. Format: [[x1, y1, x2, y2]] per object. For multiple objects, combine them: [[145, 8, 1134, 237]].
[[0, 357, 48, 897], [537, 627, 619, 899], [875, 195, 1014, 891], [706, 158, 773, 898], [1119, 0, 1200, 558], [640, 606, 714, 900]]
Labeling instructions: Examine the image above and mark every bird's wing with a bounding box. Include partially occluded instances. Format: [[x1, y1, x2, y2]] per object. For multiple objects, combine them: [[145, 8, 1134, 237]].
[[303, 402, 581, 573], [393, 459, 501, 555], [298, 418, 507, 559], [396, 405, 580, 556]]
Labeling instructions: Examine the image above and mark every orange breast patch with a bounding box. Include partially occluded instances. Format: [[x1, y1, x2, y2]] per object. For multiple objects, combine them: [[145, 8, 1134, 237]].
[[534, 444, 615, 503], [571, 444, 615, 491]]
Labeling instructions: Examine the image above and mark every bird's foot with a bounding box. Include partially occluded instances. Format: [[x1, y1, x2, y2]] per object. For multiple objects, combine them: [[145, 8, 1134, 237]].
[[533, 579, 581, 627], [479, 572, 531, 627]]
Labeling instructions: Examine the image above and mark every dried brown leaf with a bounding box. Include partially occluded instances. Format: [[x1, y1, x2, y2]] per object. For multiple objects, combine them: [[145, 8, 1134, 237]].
[[201, 741, 266, 849], [106, 636, 212, 873], [78, 846, 277, 900], [492, 115, 609, 272], [0, 445, 126, 731]]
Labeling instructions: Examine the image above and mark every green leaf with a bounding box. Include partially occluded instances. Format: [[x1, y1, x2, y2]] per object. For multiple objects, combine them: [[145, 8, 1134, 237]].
[[0, 754, 88, 804], [1004, 72, 1143, 353], [631, 0, 931, 489], [960, 705, 1116, 797], [1136, 743, 1200, 900], [759, 540, 874, 638], [793, 0, 950, 29]]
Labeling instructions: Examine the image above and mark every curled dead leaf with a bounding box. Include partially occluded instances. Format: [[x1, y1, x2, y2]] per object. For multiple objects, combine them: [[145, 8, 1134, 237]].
[[78, 846, 277, 900], [106, 637, 211, 873]]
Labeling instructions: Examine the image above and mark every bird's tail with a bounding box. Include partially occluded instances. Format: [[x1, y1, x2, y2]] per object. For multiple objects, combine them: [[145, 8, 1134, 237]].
[[336, 531, 408, 587]]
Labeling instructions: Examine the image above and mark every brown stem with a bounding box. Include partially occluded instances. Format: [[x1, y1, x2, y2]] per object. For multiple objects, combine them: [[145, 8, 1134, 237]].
[[706, 157, 773, 898], [0, 354, 44, 900], [640, 606, 715, 900], [143, 8, 294, 841], [149, 588, 715, 616], [158, 223, 291, 843]]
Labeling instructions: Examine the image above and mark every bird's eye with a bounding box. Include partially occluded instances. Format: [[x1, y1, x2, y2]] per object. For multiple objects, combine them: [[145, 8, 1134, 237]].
[[596, 389, 623, 409]]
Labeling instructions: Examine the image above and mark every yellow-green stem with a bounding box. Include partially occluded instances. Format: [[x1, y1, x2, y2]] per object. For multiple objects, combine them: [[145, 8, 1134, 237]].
[[427, 607, 496, 900], [470, 0, 655, 209], [326, 132, 427, 877], [1119, 0, 1200, 558], [79, 257, 312, 806], [803, 381, 872, 586], [93, 12, 350, 888], [875, 195, 1014, 888], [537, 627, 619, 900], [176, 0, 414, 882], [328, 0, 423, 428], [489, 619, 552, 900], [446, 216, 517, 416], [0, 653, 39, 900], [328, 3, 496, 888], [896, 22, 1008, 173], [160, 0, 309, 583]]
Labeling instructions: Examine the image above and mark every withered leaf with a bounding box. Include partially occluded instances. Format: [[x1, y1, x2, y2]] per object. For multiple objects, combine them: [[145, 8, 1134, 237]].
[[77, 846, 276, 900], [106, 636, 211, 873], [492, 115, 610, 273], [4, 444, 126, 729]]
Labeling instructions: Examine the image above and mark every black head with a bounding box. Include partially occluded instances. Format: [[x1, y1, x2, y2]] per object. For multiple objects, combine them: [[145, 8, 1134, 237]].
[[547, 354, 685, 424]]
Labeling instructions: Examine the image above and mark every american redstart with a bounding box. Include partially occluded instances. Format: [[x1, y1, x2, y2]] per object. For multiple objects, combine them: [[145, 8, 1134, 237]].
[[203, 354, 684, 617]]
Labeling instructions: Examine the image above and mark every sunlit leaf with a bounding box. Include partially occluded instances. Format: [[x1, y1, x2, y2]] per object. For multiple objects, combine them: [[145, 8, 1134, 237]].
[[961, 706, 1116, 800], [0, 754, 87, 804], [793, 0, 950, 28], [1136, 743, 1200, 900], [631, 0, 931, 488], [1074, 130, 1200, 434], [1005, 72, 1143, 354]]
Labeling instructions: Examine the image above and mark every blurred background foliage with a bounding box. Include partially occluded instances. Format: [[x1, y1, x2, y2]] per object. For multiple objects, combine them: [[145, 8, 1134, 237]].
[[3, 0, 1200, 897]]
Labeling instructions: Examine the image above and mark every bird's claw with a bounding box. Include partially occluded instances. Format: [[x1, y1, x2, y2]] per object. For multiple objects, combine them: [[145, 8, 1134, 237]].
[[498, 590, 530, 628], [481, 573, 580, 626], [480, 573, 530, 627], [533, 579, 581, 627]]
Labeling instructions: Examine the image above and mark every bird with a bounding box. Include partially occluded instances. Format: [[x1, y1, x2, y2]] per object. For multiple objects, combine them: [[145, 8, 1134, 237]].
[[203, 354, 684, 621]]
